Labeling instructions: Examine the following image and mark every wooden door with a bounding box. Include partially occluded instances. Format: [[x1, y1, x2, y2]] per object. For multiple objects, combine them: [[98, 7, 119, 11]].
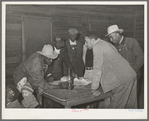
[[22, 16, 52, 60]]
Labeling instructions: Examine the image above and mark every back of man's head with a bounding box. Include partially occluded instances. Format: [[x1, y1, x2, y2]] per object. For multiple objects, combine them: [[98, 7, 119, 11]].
[[84, 31, 99, 40]]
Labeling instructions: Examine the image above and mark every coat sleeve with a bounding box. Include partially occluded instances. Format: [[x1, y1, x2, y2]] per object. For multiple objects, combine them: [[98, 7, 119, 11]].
[[130, 39, 144, 72], [91, 45, 103, 90], [26, 61, 51, 91]]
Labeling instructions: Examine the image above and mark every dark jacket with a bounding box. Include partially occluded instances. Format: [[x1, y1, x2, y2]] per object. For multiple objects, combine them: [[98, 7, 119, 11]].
[[115, 37, 144, 78], [44, 42, 74, 80], [13, 53, 51, 92], [64, 40, 85, 77]]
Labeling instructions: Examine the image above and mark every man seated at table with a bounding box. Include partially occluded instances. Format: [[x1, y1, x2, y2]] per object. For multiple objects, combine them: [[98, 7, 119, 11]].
[[84, 31, 137, 108], [13, 44, 65, 105], [44, 37, 77, 81]]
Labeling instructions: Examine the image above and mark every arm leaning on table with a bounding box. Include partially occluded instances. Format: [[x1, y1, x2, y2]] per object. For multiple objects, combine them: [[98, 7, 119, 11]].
[[26, 60, 58, 95], [91, 44, 103, 96]]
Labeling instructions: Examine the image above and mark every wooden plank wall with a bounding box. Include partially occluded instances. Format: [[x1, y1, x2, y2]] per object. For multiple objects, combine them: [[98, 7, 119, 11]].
[[134, 10, 144, 50], [6, 14, 22, 77], [5, 5, 144, 77]]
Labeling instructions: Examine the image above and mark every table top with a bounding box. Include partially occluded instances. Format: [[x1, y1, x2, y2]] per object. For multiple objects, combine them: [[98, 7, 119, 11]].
[[43, 86, 113, 108]]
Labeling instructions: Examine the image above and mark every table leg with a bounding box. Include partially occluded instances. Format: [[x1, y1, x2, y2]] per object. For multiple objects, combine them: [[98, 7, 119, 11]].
[[42, 95, 45, 108], [64, 105, 71, 108]]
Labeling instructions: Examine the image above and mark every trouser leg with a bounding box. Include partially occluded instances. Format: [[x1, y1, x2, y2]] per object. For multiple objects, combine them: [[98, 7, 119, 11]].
[[125, 78, 138, 108], [108, 80, 137, 108]]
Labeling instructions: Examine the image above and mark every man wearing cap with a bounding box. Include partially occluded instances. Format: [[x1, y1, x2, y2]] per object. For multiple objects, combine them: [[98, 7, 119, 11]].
[[84, 31, 137, 108], [64, 28, 85, 77], [106, 25, 144, 93], [13, 45, 63, 103], [44, 37, 75, 81], [21, 82, 39, 108]]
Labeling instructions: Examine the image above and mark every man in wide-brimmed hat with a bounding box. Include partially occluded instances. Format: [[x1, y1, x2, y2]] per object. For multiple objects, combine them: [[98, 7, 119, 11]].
[[13, 45, 64, 104], [106, 25, 144, 95], [44, 37, 76, 81]]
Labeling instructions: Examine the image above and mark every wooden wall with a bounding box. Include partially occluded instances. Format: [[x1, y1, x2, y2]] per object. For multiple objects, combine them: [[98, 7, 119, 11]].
[[134, 10, 144, 49], [5, 5, 144, 78]]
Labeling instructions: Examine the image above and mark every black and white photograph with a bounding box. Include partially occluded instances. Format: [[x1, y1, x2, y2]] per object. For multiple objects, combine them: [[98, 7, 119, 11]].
[[2, 1, 147, 119]]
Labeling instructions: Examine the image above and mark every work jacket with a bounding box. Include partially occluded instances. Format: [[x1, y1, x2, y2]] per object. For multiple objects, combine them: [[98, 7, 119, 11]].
[[13, 53, 51, 92], [114, 37, 144, 78]]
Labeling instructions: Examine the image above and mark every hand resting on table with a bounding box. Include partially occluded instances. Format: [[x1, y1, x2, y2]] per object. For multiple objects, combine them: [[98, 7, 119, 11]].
[[91, 90, 102, 97]]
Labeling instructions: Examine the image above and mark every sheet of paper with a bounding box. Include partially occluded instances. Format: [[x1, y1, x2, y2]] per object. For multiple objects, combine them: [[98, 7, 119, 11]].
[[50, 80, 61, 85], [73, 78, 92, 86]]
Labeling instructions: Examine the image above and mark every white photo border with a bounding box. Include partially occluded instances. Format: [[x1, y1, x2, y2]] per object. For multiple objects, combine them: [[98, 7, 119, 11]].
[[2, 1, 147, 119]]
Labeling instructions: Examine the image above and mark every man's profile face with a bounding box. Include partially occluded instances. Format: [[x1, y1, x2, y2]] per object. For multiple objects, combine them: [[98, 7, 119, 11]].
[[85, 37, 93, 50], [109, 32, 120, 44], [55, 44, 61, 49], [44, 57, 52, 65], [54, 38, 65, 49], [54, 42, 64, 49]]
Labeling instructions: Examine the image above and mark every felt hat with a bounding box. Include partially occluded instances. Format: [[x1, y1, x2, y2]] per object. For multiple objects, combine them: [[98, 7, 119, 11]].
[[21, 82, 34, 93], [105, 25, 124, 36], [68, 28, 79, 35], [54, 37, 65, 48], [37, 44, 58, 59]]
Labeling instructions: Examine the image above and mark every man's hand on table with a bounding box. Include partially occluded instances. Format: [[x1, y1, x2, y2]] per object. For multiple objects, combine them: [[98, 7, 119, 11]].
[[38, 87, 44, 95], [46, 77, 54, 82], [47, 82, 69, 90], [91, 90, 102, 97]]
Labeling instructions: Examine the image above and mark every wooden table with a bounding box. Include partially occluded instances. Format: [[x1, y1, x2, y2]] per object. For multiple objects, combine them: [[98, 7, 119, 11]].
[[42, 86, 113, 108]]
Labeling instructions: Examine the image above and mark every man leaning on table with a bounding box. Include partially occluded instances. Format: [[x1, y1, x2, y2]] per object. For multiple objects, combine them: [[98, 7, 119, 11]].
[[84, 31, 138, 108], [13, 45, 65, 105]]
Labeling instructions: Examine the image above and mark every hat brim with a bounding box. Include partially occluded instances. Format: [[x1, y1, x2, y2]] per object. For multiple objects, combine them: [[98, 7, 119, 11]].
[[37, 51, 58, 59], [105, 29, 124, 36]]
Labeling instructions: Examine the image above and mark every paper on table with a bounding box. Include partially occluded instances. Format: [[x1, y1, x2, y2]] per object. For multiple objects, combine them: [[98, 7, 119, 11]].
[[73, 77, 92, 86], [50, 80, 61, 85]]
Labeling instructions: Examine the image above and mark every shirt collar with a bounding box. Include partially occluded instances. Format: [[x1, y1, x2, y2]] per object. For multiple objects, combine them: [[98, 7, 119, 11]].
[[119, 36, 124, 45], [69, 39, 77, 45], [54, 46, 60, 54], [93, 38, 100, 46]]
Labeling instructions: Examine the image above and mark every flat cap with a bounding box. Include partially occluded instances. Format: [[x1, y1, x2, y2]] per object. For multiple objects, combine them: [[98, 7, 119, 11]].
[[68, 28, 78, 35]]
